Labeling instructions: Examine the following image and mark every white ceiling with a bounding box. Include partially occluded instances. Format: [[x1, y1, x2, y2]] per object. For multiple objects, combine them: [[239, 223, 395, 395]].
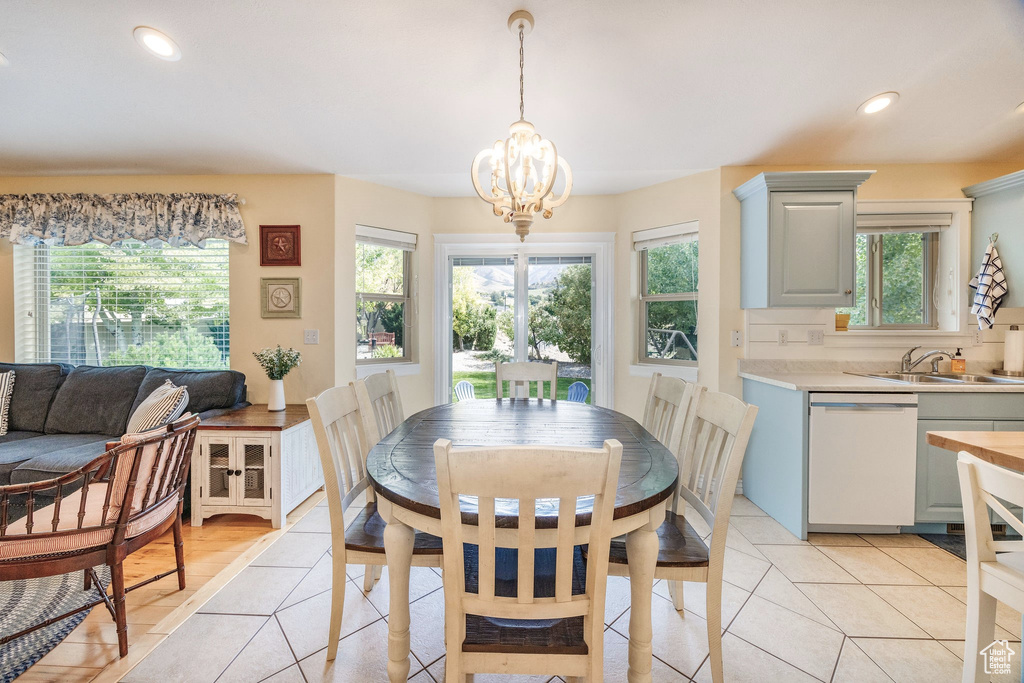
[[2, 0, 1023, 196]]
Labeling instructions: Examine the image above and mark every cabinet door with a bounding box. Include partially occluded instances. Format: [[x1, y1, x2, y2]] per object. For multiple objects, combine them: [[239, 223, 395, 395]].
[[991, 421, 1024, 521], [768, 191, 855, 307], [200, 436, 235, 506], [916, 419, 993, 523], [238, 437, 272, 507]]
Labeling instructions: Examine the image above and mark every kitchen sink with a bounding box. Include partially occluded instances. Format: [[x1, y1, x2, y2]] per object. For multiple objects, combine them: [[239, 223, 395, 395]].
[[847, 371, 1024, 385]]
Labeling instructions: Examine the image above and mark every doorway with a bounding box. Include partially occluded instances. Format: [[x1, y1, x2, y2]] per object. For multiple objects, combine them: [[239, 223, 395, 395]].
[[434, 235, 613, 407]]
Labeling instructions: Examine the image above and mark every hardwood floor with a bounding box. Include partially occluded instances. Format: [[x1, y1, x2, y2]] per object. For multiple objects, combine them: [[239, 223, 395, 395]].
[[20, 494, 324, 682]]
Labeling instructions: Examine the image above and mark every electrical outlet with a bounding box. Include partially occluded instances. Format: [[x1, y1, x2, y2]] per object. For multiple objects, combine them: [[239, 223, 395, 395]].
[[972, 328, 983, 346], [808, 329, 824, 345], [731, 330, 743, 347], [778, 330, 789, 346], [303, 329, 319, 345]]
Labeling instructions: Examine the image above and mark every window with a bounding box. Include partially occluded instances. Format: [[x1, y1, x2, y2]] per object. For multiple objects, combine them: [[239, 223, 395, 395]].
[[14, 240, 230, 368], [837, 214, 945, 329], [634, 222, 698, 364], [356, 225, 416, 363]]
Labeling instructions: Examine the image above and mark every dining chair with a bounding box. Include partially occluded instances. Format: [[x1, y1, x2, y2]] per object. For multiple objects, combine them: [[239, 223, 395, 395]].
[[604, 389, 757, 683], [641, 372, 699, 450], [454, 380, 476, 402], [307, 385, 442, 661], [0, 414, 199, 658], [495, 360, 558, 400], [957, 450, 1024, 683], [566, 381, 589, 403], [353, 368, 405, 439], [434, 437, 622, 682]]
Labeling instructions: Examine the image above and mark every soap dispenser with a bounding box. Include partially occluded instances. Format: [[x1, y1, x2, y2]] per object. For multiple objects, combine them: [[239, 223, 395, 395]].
[[951, 348, 966, 374]]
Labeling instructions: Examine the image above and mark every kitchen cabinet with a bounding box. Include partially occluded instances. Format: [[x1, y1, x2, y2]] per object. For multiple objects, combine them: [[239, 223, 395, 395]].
[[733, 171, 874, 308]]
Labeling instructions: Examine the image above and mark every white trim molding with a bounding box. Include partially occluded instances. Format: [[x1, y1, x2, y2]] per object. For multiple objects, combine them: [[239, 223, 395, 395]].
[[355, 363, 421, 379], [433, 233, 615, 407]]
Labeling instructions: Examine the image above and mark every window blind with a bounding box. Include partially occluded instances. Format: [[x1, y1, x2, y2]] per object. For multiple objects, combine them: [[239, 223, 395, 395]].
[[14, 240, 230, 369], [856, 213, 950, 235], [356, 225, 418, 251], [632, 221, 699, 251]]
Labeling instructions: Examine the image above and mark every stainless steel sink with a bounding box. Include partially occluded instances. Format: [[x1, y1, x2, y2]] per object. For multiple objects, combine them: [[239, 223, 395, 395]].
[[846, 371, 1024, 385]]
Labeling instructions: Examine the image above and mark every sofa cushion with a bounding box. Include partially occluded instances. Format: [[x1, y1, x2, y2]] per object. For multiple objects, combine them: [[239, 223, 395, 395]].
[[0, 371, 14, 436], [0, 363, 72, 433], [44, 365, 148, 436], [130, 368, 246, 417], [9, 435, 118, 487], [0, 430, 44, 445]]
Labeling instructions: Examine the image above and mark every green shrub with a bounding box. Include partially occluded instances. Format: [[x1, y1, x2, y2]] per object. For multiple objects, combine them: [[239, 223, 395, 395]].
[[107, 327, 226, 369], [372, 344, 402, 359]]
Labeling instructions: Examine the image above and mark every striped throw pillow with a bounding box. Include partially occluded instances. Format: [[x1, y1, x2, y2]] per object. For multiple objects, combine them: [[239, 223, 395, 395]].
[[0, 371, 14, 437], [126, 380, 189, 434]]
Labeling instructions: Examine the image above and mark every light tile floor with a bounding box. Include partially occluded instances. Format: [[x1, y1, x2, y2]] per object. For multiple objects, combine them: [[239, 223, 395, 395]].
[[120, 496, 1022, 682]]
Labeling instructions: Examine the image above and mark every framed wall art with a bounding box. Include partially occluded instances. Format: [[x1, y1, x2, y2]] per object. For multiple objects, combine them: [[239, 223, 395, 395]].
[[261, 277, 301, 318], [260, 225, 301, 266]]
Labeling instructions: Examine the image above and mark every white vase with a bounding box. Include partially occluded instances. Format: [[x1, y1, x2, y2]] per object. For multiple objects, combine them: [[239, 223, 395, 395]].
[[267, 379, 286, 412]]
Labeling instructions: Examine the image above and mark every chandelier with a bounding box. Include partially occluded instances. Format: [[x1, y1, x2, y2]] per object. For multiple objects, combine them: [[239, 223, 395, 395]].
[[471, 10, 572, 241]]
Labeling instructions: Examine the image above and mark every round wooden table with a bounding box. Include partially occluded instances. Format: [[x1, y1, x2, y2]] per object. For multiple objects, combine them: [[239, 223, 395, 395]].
[[367, 399, 679, 683]]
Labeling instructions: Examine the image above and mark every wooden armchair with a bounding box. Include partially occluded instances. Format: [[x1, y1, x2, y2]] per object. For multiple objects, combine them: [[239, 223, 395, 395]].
[[0, 414, 200, 658]]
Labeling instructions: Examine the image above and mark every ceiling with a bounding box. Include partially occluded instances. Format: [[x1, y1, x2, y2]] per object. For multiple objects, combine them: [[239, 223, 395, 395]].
[[2, 0, 1023, 196]]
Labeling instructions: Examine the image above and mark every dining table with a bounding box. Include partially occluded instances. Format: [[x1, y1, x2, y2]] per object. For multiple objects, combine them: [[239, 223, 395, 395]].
[[366, 398, 679, 683], [925, 431, 1024, 472]]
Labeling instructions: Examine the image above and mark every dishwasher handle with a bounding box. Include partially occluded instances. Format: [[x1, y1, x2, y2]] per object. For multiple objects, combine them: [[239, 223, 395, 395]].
[[810, 401, 915, 409]]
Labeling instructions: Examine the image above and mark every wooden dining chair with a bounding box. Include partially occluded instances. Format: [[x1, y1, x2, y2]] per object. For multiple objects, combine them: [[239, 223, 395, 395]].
[[641, 372, 700, 451], [605, 389, 757, 683], [353, 368, 405, 439], [495, 360, 558, 399], [434, 437, 622, 682], [957, 450, 1024, 683], [307, 385, 442, 661]]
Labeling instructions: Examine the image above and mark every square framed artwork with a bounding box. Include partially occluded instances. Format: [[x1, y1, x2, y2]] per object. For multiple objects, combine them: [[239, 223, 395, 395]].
[[260, 225, 301, 266], [261, 278, 301, 318]]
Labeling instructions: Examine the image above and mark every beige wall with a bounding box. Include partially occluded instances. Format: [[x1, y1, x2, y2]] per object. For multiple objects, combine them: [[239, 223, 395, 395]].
[[0, 175, 337, 405]]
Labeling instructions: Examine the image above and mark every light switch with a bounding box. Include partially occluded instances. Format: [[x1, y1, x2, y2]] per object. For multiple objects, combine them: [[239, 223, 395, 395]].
[[303, 329, 319, 345]]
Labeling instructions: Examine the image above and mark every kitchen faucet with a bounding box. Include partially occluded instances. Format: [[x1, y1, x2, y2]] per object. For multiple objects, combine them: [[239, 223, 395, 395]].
[[901, 346, 959, 373]]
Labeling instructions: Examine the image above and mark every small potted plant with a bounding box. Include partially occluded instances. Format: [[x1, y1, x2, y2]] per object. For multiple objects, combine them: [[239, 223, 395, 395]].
[[253, 345, 301, 411]]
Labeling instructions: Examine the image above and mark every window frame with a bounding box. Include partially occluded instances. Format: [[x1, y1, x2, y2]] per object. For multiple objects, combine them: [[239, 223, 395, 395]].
[[355, 243, 414, 365], [636, 229, 699, 368], [846, 231, 939, 330]]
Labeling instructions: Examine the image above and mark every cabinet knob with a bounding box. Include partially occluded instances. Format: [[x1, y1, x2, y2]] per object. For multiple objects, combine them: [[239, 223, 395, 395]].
[[844, 289, 852, 295]]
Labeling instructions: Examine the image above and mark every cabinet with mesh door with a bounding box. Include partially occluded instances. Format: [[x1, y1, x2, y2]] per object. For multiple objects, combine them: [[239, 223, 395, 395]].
[[191, 405, 321, 528]]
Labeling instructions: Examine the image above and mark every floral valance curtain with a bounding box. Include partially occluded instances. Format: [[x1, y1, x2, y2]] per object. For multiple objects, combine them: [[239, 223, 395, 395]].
[[0, 193, 248, 247]]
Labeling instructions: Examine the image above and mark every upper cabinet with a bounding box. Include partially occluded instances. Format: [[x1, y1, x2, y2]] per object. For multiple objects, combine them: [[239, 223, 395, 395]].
[[964, 169, 1024, 309], [734, 171, 874, 308]]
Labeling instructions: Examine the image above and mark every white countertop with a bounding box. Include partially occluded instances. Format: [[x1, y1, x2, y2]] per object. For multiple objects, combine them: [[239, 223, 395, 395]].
[[738, 370, 1024, 393]]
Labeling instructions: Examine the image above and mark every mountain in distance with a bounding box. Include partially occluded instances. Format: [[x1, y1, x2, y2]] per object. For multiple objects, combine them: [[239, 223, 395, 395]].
[[470, 264, 565, 293]]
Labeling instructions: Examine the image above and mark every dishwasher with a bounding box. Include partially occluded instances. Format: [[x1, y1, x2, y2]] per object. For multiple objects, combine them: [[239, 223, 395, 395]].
[[808, 393, 918, 531]]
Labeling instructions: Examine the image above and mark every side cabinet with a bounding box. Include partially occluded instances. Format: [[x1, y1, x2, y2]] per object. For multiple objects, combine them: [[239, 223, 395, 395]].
[[192, 415, 321, 528], [915, 394, 1024, 525], [734, 171, 873, 308]]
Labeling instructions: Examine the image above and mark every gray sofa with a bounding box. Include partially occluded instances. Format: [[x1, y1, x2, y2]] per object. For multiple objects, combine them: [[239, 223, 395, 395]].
[[0, 363, 248, 487]]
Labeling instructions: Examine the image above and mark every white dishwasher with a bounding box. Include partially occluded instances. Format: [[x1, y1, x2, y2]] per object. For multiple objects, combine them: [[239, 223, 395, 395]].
[[808, 393, 918, 530]]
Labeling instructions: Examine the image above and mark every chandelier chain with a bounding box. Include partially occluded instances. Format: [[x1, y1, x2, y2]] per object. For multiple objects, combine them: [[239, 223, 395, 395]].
[[518, 24, 525, 120]]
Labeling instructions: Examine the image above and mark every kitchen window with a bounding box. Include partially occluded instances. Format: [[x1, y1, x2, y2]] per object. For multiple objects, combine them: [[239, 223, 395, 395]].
[[837, 214, 945, 329], [14, 240, 230, 368], [356, 225, 416, 363], [634, 222, 698, 365]]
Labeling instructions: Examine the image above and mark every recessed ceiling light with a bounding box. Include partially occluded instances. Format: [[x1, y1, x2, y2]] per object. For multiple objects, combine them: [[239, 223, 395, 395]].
[[858, 92, 899, 115], [133, 26, 181, 61], [0, 52, 9, 67], [1016, 101, 1024, 114]]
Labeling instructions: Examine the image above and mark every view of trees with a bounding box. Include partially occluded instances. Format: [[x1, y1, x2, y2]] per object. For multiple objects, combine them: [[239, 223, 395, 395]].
[[838, 232, 928, 327], [44, 240, 229, 367], [452, 267, 498, 351], [356, 243, 407, 355], [643, 241, 698, 361]]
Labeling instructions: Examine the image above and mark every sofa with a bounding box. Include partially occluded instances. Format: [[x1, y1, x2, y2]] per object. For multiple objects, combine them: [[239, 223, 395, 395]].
[[0, 362, 248, 487]]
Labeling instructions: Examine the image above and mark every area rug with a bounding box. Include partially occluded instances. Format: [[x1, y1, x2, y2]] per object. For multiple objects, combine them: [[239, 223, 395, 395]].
[[921, 532, 1023, 562], [0, 566, 110, 682]]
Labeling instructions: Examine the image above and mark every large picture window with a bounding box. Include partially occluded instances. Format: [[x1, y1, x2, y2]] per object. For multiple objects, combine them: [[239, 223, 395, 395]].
[[356, 225, 416, 363], [635, 223, 698, 365], [837, 215, 943, 329], [14, 240, 230, 368]]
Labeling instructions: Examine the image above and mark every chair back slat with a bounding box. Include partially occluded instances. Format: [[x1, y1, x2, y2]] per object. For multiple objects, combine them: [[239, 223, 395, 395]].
[[355, 369, 404, 439], [435, 438, 620, 622], [495, 361, 558, 400], [958, 452, 1024, 561], [676, 391, 758, 567], [642, 374, 700, 455]]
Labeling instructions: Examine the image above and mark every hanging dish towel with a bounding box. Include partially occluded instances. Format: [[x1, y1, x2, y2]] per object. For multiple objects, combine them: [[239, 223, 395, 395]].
[[970, 243, 1008, 329]]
